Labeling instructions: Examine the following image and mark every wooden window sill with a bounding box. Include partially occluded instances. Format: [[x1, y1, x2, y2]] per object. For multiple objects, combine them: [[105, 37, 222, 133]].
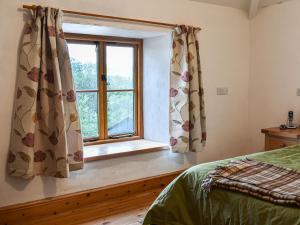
[[84, 139, 169, 162]]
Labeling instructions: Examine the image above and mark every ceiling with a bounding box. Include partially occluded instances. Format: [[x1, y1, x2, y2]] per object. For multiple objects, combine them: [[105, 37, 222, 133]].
[[191, 0, 249, 11], [190, 0, 292, 17]]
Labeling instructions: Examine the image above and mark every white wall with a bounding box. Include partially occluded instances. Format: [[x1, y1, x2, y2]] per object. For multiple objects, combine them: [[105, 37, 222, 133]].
[[249, 0, 300, 151], [143, 35, 172, 143], [0, 0, 251, 207]]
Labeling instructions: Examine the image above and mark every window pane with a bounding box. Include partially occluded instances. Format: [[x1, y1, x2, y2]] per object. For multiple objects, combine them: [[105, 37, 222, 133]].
[[106, 45, 134, 90], [107, 91, 134, 136], [68, 43, 98, 90], [77, 92, 99, 139]]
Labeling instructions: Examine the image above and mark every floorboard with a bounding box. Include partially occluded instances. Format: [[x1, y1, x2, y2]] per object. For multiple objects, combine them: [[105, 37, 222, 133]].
[[80, 205, 149, 225]]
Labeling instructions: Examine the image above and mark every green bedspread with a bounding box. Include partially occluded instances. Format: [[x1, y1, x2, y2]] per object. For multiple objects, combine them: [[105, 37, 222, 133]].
[[143, 145, 300, 225]]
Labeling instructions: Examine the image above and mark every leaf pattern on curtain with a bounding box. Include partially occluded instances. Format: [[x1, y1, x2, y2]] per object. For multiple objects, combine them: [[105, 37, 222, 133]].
[[169, 25, 206, 153], [7, 6, 83, 179]]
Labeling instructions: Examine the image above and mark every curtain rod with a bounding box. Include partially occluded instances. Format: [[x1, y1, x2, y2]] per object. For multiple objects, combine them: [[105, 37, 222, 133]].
[[22, 4, 201, 30]]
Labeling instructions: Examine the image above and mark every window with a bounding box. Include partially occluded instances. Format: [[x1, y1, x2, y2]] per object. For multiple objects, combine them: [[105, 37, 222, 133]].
[[66, 34, 143, 144]]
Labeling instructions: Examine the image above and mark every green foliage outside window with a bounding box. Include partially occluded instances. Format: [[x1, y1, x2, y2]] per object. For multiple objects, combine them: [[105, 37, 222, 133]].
[[70, 58, 134, 139]]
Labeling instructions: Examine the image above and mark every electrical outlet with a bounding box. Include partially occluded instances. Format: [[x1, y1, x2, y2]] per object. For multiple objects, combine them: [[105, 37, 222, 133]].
[[297, 88, 300, 96], [217, 87, 229, 96]]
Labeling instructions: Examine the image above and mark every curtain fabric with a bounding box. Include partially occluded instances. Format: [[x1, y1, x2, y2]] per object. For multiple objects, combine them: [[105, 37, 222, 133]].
[[169, 25, 206, 153], [7, 7, 83, 179]]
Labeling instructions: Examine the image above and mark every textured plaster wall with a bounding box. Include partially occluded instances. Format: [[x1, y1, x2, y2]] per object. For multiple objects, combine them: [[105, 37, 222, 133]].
[[0, 0, 250, 206]]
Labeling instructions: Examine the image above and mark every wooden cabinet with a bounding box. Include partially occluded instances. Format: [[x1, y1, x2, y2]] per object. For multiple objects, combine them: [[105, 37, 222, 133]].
[[261, 127, 300, 151]]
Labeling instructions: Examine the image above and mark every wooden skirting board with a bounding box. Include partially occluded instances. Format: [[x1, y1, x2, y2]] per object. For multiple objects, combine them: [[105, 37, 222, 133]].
[[0, 170, 184, 225]]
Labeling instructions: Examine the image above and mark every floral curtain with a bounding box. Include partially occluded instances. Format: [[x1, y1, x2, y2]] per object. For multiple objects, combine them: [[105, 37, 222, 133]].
[[7, 7, 83, 179], [169, 25, 206, 153]]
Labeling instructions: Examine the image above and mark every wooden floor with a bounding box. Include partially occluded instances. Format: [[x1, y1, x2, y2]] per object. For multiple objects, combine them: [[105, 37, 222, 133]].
[[81, 205, 149, 225], [1, 171, 183, 225]]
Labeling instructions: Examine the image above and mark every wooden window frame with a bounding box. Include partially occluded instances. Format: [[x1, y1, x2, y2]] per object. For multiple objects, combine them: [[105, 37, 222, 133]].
[[65, 33, 144, 146]]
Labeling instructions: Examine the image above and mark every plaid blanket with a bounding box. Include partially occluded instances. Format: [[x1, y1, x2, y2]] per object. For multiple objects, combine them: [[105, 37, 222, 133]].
[[202, 158, 300, 206]]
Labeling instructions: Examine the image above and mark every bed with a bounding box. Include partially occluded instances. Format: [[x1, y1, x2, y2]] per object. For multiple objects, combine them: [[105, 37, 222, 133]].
[[143, 145, 300, 225]]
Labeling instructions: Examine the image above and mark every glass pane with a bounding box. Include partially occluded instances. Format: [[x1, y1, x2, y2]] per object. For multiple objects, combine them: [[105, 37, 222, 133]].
[[77, 92, 99, 139], [68, 42, 98, 90], [107, 91, 134, 136], [106, 45, 134, 90]]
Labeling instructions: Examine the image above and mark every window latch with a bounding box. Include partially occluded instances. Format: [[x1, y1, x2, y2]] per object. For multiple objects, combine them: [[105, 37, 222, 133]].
[[101, 74, 107, 82]]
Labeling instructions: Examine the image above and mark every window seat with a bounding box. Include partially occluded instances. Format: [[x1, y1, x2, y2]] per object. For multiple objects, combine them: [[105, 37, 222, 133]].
[[84, 140, 169, 162]]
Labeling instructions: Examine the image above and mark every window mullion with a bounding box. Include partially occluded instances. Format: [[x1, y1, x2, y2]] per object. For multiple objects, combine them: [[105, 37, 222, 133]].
[[98, 41, 108, 140]]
